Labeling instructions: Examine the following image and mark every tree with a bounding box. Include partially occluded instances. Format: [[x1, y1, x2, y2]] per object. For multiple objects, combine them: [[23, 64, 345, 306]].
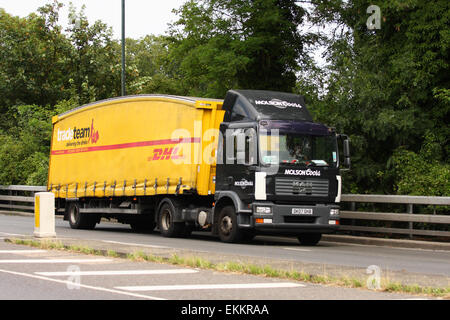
[[167, 0, 309, 98], [0, 1, 124, 185], [305, 0, 449, 194], [124, 35, 181, 95], [65, 4, 121, 104], [0, 105, 52, 185], [0, 3, 72, 129]]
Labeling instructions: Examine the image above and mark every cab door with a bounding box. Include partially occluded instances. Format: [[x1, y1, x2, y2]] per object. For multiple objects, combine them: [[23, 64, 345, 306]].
[[216, 123, 257, 202]]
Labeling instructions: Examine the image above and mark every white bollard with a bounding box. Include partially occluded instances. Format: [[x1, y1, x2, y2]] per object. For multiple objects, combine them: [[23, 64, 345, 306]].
[[34, 192, 56, 238]]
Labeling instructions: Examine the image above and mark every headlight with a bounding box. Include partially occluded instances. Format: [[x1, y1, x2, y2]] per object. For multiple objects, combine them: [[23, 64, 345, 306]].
[[255, 206, 271, 214], [330, 208, 340, 216]]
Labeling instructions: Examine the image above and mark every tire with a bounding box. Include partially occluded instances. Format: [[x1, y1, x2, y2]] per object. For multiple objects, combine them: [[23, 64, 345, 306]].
[[217, 205, 243, 243], [297, 233, 322, 246], [67, 202, 97, 230], [158, 202, 184, 238]]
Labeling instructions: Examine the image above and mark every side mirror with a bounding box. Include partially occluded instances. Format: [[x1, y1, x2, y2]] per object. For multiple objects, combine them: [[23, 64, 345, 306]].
[[236, 133, 246, 164], [344, 156, 351, 168], [236, 129, 257, 166], [343, 137, 351, 169]]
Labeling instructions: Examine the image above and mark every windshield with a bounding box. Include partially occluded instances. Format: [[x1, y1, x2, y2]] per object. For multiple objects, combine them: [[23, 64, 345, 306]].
[[259, 132, 338, 167]]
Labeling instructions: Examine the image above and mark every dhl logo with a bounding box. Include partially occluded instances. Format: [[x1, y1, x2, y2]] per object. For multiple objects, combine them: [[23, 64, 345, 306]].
[[147, 147, 184, 161]]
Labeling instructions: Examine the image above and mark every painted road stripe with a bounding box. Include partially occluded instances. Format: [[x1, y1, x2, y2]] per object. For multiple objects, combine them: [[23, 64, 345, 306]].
[[0, 232, 27, 237], [0, 258, 112, 264], [0, 250, 47, 254], [0, 268, 165, 300], [35, 269, 199, 276], [116, 282, 305, 292], [101, 240, 167, 249], [283, 248, 312, 252]]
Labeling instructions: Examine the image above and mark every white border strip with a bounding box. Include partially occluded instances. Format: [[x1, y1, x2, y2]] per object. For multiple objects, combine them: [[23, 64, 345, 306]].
[[116, 282, 304, 292], [101, 240, 168, 249], [0, 258, 112, 264], [0, 250, 47, 254], [36, 269, 198, 276]]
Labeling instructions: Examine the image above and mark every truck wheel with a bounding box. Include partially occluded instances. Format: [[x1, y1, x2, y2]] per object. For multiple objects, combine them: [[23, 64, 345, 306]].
[[217, 206, 243, 243], [158, 202, 184, 238], [68, 202, 97, 230], [297, 233, 322, 246]]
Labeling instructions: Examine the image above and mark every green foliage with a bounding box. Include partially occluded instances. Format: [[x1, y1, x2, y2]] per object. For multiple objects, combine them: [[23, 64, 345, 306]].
[[125, 36, 181, 95], [390, 132, 449, 196], [0, 1, 168, 186], [0, 4, 71, 120], [307, 0, 449, 194], [167, 0, 309, 97], [0, 0, 447, 198], [0, 105, 52, 185], [391, 149, 450, 197]]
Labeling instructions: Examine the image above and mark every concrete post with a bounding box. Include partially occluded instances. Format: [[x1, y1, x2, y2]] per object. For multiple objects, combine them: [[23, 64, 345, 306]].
[[34, 192, 56, 238]]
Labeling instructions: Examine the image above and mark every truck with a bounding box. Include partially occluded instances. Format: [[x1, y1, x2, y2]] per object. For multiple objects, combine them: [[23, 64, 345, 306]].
[[48, 90, 350, 245]]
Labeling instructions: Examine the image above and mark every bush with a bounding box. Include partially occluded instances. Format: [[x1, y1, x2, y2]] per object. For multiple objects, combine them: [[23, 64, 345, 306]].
[[391, 143, 449, 197]]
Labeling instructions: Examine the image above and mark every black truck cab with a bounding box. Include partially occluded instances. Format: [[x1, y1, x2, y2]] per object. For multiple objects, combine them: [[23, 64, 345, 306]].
[[213, 90, 350, 245]]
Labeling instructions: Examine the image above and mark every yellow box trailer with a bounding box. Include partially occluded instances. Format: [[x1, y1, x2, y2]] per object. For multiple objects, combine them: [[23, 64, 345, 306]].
[[49, 95, 224, 199], [49, 95, 225, 234], [49, 90, 350, 245]]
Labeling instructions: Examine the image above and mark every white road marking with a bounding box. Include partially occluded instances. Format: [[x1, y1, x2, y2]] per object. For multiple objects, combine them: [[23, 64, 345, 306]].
[[283, 248, 312, 252], [116, 282, 305, 292], [35, 269, 199, 276], [101, 240, 168, 249], [0, 232, 26, 237], [0, 258, 112, 264], [0, 268, 165, 300], [0, 250, 47, 254]]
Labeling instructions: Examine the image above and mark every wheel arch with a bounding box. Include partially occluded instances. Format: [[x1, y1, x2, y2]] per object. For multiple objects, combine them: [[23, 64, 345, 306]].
[[213, 191, 251, 235]]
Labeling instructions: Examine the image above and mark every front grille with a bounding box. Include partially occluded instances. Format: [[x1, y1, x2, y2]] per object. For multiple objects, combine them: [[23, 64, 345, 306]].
[[284, 216, 317, 224], [275, 178, 329, 197]]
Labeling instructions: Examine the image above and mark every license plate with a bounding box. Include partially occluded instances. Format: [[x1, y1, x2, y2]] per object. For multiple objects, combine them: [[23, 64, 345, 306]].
[[292, 208, 313, 215]]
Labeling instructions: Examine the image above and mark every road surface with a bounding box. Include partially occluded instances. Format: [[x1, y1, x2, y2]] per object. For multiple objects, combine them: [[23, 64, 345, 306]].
[[0, 213, 448, 300]]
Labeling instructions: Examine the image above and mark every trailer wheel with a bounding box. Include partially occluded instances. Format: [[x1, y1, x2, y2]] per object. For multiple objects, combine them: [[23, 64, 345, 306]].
[[217, 205, 243, 243], [158, 202, 184, 238], [297, 233, 322, 246], [68, 202, 97, 230]]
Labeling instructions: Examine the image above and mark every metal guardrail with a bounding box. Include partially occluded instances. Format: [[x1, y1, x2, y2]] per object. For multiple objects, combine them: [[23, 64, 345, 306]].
[[340, 194, 450, 239], [0, 185, 47, 212], [1, 186, 449, 239]]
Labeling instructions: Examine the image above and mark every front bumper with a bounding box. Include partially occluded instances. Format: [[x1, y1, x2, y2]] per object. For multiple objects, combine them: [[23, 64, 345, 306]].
[[238, 202, 340, 235]]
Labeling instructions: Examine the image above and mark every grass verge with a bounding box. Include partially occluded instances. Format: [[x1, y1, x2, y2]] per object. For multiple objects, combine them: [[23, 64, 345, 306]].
[[6, 237, 450, 298]]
